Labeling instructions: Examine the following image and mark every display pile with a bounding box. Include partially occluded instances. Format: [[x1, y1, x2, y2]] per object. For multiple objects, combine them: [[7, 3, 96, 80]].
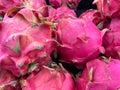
[[0, 0, 120, 90]]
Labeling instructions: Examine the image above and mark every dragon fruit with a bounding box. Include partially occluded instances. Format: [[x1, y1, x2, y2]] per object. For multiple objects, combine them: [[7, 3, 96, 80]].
[[48, 5, 76, 22], [21, 64, 75, 90], [93, 0, 120, 18], [103, 29, 120, 59], [76, 58, 120, 90], [0, 8, 56, 76], [79, 9, 102, 25], [56, 18, 104, 68], [102, 18, 120, 59], [0, 0, 22, 14], [49, 0, 81, 9], [0, 69, 19, 90]]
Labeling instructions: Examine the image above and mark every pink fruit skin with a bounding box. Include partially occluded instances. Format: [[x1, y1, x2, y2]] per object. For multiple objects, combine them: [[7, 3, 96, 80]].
[[0, 0, 21, 14], [0, 69, 18, 90], [48, 5, 76, 22], [64, 0, 81, 9], [103, 29, 120, 59], [57, 18, 104, 68], [21, 0, 46, 10], [49, 0, 81, 9], [93, 0, 120, 18], [110, 18, 120, 32], [49, 0, 63, 8], [79, 9, 102, 25], [0, 9, 56, 76], [21, 0, 48, 17], [76, 59, 120, 90], [103, 18, 120, 59], [22, 66, 75, 90]]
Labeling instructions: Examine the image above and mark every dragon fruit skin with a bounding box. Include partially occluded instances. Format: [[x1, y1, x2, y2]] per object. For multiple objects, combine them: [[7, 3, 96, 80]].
[[76, 58, 120, 90], [0, 9, 56, 76], [56, 18, 104, 68], [109, 18, 120, 32], [21, 0, 48, 17], [48, 5, 76, 22], [93, 0, 120, 18], [79, 9, 102, 25], [49, 0, 63, 9], [103, 18, 120, 59], [0, 0, 22, 14], [103, 29, 120, 59], [0, 69, 19, 90], [21, 0, 46, 10], [64, 0, 81, 9], [49, 0, 81, 9], [21, 66, 75, 90]]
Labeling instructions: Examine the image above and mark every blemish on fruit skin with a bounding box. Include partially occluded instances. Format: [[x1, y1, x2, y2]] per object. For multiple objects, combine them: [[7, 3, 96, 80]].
[[28, 62, 38, 72], [18, 61, 25, 68], [88, 67, 93, 82], [36, 45, 45, 50], [72, 59, 78, 63], [42, 55, 48, 58], [24, 1, 33, 9], [118, 52, 120, 58], [20, 80, 27, 88], [12, 43, 21, 53], [6, 39, 21, 53]]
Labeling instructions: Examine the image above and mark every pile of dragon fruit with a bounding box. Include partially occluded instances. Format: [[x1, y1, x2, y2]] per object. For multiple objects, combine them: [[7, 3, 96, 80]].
[[0, 0, 120, 90]]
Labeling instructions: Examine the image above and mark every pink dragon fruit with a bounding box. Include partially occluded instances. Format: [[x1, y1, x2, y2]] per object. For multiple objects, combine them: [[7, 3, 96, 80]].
[[49, 0, 81, 9], [102, 18, 120, 59], [48, 5, 76, 22], [56, 18, 104, 68], [0, 8, 56, 76], [0, 0, 22, 14], [21, 64, 75, 90], [76, 58, 120, 90], [79, 9, 102, 25], [0, 69, 19, 90], [93, 0, 120, 18], [103, 29, 120, 59]]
